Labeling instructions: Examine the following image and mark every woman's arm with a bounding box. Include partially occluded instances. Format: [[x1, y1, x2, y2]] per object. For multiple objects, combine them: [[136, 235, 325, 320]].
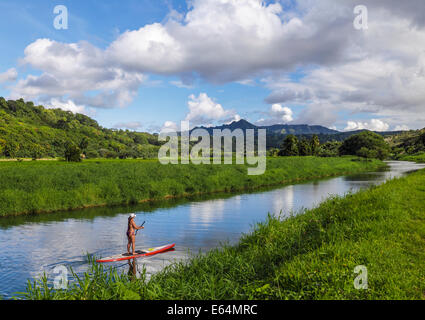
[[132, 220, 144, 230]]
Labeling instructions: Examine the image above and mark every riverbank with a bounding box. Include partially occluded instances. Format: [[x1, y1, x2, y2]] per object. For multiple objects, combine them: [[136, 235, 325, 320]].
[[21, 166, 425, 300], [396, 153, 425, 163], [0, 157, 383, 217]]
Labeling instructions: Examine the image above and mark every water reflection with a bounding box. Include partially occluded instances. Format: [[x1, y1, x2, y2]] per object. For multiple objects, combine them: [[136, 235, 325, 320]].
[[272, 185, 294, 215], [190, 199, 227, 226], [1, 161, 424, 298]]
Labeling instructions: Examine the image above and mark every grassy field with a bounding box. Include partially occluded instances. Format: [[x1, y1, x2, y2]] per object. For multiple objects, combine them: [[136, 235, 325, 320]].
[[0, 157, 383, 217], [20, 167, 425, 300]]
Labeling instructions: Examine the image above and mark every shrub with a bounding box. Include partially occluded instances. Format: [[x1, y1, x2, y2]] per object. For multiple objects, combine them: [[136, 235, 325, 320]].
[[279, 135, 299, 156], [339, 131, 389, 160], [64, 143, 82, 162]]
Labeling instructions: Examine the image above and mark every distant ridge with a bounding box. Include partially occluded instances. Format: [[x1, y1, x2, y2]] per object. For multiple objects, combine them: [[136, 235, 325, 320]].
[[189, 119, 407, 148], [191, 119, 340, 136]]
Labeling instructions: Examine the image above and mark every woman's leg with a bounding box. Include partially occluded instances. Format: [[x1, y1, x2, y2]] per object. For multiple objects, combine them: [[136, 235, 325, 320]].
[[127, 235, 131, 254], [131, 235, 136, 254]]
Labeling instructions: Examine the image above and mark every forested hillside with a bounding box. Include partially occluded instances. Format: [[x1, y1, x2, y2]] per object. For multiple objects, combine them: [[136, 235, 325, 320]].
[[386, 128, 425, 161], [0, 98, 160, 159]]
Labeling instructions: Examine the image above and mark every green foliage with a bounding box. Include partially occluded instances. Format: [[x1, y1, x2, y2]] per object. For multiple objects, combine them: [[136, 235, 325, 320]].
[[267, 148, 280, 157], [19, 255, 147, 300], [339, 131, 390, 160], [21, 168, 425, 300], [0, 98, 160, 159], [396, 152, 425, 163], [30, 144, 44, 161], [79, 137, 89, 152], [298, 139, 312, 156], [279, 135, 299, 156], [64, 143, 82, 162], [388, 128, 425, 158], [0, 157, 383, 216], [310, 134, 320, 156], [318, 140, 341, 157], [278, 134, 335, 158]]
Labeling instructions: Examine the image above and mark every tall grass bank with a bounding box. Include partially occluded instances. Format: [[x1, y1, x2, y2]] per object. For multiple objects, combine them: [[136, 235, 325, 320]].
[[0, 157, 383, 217]]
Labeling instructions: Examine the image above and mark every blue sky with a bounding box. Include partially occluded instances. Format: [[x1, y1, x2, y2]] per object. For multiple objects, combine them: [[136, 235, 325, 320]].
[[0, 0, 424, 132]]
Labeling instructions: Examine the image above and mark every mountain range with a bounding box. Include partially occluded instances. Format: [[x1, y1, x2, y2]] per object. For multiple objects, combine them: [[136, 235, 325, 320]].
[[190, 119, 405, 148], [192, 119, 340, 135]]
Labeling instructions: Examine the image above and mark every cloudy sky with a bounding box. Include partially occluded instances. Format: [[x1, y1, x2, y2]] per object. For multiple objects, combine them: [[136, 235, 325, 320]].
[[0, 0, 424, 132]]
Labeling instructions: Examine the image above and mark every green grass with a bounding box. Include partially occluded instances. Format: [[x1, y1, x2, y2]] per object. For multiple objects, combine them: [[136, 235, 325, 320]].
[[19, 168, 425, 300], [0, 157, 383, 217], [397, 152, 425, 163]]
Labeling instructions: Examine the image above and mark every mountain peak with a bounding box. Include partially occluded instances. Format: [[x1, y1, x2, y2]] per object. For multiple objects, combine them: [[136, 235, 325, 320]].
[[230, 119, 254, 125], [225, 119, 257, 129], [191, 119, 340, 136]]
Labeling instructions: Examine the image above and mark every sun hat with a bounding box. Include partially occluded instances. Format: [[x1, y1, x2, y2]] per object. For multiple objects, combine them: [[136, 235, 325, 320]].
[[129, 213, 136, 218]]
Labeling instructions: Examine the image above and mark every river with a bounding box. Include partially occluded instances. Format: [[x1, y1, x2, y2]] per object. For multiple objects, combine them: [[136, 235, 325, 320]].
[[0, 161, 423, 298]]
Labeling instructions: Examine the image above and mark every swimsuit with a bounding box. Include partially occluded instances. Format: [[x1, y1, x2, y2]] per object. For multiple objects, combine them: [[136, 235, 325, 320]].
[[127, 230, 135, 238]]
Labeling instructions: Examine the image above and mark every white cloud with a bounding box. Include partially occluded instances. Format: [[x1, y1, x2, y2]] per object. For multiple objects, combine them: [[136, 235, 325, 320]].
[[0, 68, 17, 83], [185, 93, 237, 126], [103, 0, 357, 82], [162, 93, 240, 129], [344, 119, 390, 132], [169, 80, 193, 89], [256, 103, 293, 125], [225, 114, 242, 124], [113, 121, 142, 130], [394, 125, 410, 131], [271, 104, 293, 122], [46, 98, 95, 116], [10, 39, 146, 110], [236, 79, 256, 86], [161, 120, 179, 132], [259, 0, 425, 130]]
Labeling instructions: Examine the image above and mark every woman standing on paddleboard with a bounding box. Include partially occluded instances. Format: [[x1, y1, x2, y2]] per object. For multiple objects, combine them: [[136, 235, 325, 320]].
[[127, 213, 144, 256]]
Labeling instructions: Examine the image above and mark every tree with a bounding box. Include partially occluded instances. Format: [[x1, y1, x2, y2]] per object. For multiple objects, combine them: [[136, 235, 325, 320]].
[[279, 135, 299, 156], [0, 138, 5, 155], [318, 140, 341, 157], [30, 144, 43, 160], [311, 134, 320, 156], [4, 141, 19, 158], [118, 149, 132, 159], [339, 131, 389, 160], [133, 134, 148, 145], [55, 119, 68, 130], [267, 148, 280, 157], [64, 143, 81, 162], [419, 132, 425, 146], [79, 137, 89, 152], [298, 139, 312, 156]]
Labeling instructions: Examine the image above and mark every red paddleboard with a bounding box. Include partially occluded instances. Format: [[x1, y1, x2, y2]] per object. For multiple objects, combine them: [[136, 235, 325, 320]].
[[96, 243, 175, 263]]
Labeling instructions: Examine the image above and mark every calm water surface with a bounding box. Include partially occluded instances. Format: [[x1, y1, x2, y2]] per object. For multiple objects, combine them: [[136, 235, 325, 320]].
[[0, 161, 423, 298]]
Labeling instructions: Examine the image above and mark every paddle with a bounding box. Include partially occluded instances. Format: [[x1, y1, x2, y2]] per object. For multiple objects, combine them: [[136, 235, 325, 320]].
[[135, 221, 146, 236]]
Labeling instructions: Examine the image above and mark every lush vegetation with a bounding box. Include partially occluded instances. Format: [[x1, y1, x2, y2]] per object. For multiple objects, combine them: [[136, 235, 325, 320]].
[[5, 97, 420, 163], [0, 98, 161, 159], [271, 131, 391, 160], [339, 131, 390, 160], [388, 129, 425, 160], [1, 98, 409, 162], [21, 168, 425, 300], [396, 152, 425, 163], [0, 157, 383, 217], [277, 134, 321, 157]]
